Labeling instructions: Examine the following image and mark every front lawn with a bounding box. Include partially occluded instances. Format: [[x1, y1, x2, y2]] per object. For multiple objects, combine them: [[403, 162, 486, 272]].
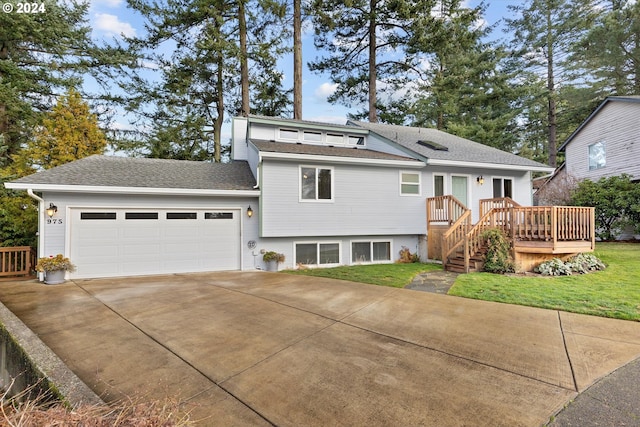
[[283, 262, 442, 288], [449, 242, 640, 321]]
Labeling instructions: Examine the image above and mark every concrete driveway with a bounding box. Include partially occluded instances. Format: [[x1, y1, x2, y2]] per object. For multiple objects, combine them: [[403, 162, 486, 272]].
[[1, 271, 639, 426]]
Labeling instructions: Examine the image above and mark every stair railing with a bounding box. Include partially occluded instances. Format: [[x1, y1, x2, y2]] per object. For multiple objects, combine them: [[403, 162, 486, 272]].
[[441, 209, 471, 271]]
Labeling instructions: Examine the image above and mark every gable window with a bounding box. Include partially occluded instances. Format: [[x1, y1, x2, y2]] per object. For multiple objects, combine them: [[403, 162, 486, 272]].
[[295, 242, 340, 266], [279, 129, 298, 140], [589, 141, 606, 170], [400, 172, 421, 195], [301, 166, 333, 201], [351, 241, 391, 264], [492, 178, 513, 198]]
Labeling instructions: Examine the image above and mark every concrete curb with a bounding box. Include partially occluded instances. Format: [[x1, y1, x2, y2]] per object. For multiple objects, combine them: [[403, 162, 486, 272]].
[[0, 300, 104, 407]]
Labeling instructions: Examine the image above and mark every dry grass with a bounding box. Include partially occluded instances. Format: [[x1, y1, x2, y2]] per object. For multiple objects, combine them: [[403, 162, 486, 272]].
[[0, 380, 194, 427]]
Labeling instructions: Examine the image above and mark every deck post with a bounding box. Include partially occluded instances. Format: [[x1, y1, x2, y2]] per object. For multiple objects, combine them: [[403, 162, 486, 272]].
[[551, 206, 558, 251]]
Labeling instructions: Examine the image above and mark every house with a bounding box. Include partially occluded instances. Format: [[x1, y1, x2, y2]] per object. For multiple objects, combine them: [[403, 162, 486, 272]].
[[545, 96, 640, 196], [6, 115, 555, 279]]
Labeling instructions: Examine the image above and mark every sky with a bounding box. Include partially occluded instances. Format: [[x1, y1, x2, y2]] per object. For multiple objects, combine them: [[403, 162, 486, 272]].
[[86, 0, 519, 137]]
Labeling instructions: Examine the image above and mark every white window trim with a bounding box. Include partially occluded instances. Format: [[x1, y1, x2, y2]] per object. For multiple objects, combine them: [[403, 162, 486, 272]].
[[399, 171, 422, 196], [299, 165, 335, 203], [350, 239, 393, 265], [294, 241, 342, 268]]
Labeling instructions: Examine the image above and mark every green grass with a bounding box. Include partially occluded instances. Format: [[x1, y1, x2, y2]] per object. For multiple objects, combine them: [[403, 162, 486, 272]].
[[283, 262, 442, 288], [449, 242, 640, 321], [283, 243, 640, 321]]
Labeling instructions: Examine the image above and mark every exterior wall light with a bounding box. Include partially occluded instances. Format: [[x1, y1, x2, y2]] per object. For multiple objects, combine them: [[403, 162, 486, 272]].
[[247, 205, 253, 217], [476, 176, 484, 185], [46, 203, 58, 218]]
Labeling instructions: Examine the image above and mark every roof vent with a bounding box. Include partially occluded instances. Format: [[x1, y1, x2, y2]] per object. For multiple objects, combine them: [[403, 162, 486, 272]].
[[417, 140, 448, 151]]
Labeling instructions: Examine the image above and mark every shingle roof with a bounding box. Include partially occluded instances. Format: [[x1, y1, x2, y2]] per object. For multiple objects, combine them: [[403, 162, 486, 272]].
[[251, 139, 419, 162], [9, 155, 257, 190], [350, 121, 552, 169]]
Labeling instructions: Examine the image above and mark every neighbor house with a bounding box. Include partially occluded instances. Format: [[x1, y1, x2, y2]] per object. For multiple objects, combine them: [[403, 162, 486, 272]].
[[537, 95, 640, 206], [6, 115, 556, 279]]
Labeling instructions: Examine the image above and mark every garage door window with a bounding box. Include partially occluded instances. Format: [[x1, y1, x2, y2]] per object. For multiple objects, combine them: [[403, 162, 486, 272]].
[[205, 212, 233, 219], [125, 212, 158, 220], [81, 212, 116, 220], [166, 212, 197, 219]]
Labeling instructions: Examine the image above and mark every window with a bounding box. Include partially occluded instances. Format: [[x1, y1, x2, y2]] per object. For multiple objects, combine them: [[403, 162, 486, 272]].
[[166, 212, 197, 219], [348, 136, 365, 146], [303, 131, 322, 142], [295, 242, 340, 266], [301, 167, 333, 201], [492, 178, 513, 198], [434, 175, 444, 197], [279, 129, 298, 140], [589, 141, 606, 170], [205, 212, 233, 219], [326, 133, 344, 145], [400, 172, 421, 195], [351, 241, 392, 263], [125, 212, 158, 220], [81, 212, 116, 220]]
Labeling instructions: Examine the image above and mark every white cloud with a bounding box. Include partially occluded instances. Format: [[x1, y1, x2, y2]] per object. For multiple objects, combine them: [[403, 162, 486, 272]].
[[306, 115, 348, 125], [314, 82, 338, 101], [94, 13, 136, 38]]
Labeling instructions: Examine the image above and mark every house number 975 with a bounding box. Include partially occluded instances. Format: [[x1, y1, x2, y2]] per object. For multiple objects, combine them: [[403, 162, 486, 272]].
[[47, 219, 63, 224]]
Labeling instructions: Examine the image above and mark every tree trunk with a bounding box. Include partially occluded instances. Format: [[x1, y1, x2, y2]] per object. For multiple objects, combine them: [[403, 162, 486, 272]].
[[215, 56, 224, 163], [546, 1, 557, 168], [239, 0, 250, 117], [368, 0, 377, 123], [293, 0, 302, 120]]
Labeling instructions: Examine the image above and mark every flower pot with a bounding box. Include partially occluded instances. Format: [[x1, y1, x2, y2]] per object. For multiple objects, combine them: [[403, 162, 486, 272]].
[[265, 260, 279, 272], [44, 270, 66, 285]]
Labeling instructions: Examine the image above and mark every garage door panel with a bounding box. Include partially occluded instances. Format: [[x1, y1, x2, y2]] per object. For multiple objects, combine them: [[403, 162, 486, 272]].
[[70, 208, 241, 278]]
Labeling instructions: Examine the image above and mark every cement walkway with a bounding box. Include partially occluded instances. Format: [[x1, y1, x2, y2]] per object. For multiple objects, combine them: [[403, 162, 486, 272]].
[[0, 271, 639, 426]]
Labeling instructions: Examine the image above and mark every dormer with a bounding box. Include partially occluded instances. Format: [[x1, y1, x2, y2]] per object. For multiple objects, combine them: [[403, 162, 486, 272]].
[[245, 115, 369, 149]]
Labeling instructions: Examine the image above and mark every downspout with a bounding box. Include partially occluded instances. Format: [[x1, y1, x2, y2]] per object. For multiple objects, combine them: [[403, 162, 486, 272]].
[[26, 189, 45, 281]]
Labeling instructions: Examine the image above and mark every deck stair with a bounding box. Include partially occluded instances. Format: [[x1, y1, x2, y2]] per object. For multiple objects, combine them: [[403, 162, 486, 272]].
[[426, 196, 595, 273]]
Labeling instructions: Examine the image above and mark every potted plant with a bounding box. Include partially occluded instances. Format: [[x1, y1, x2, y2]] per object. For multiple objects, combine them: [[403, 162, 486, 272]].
[[263, 251, 285, 272], [35, 254, 76, 284]]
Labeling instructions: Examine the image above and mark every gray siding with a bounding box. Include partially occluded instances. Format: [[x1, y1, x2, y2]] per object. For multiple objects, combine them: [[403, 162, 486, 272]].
[[260, 161, 426, 237], [565, 101, 640, 181]]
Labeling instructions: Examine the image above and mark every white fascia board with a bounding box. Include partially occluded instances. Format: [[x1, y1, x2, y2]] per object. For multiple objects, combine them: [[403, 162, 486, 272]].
[[259, 151, 425, 168], [5, 182, 261, 197], [426, 158, 555, 173], [248, 116, 368, 135]]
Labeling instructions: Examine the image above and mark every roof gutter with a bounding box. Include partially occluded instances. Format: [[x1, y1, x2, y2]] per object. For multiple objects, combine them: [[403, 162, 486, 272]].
[[26, 189, 45, 280], [7, 183, 261, 197]]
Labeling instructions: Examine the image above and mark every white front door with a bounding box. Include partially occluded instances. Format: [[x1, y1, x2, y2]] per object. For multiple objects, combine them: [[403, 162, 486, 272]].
[[451, 176, 468, 207]]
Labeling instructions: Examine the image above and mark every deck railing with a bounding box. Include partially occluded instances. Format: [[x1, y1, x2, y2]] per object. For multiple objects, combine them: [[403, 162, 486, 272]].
[[511, 206, 594, 243], [0, 246, 37, 277], [428, 197, 596, 273], [479, 197, 521, 218], [426, 195, 468, 225]]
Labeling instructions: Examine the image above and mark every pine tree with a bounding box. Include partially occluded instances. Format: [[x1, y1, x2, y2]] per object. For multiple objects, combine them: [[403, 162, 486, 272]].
[[309, 0, 419, 122], [12, 88, 107, 174]]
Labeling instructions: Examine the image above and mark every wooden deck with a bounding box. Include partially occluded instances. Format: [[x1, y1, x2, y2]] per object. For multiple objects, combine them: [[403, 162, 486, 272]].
[[427, 196, 595, 273]]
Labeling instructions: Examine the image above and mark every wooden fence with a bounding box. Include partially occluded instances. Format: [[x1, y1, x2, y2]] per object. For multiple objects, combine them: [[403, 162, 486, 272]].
[[0, 246, 37, 277]]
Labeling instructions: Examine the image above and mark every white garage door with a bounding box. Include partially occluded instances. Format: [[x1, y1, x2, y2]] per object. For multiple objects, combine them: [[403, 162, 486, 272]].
[[69, 208, 241, 278]]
